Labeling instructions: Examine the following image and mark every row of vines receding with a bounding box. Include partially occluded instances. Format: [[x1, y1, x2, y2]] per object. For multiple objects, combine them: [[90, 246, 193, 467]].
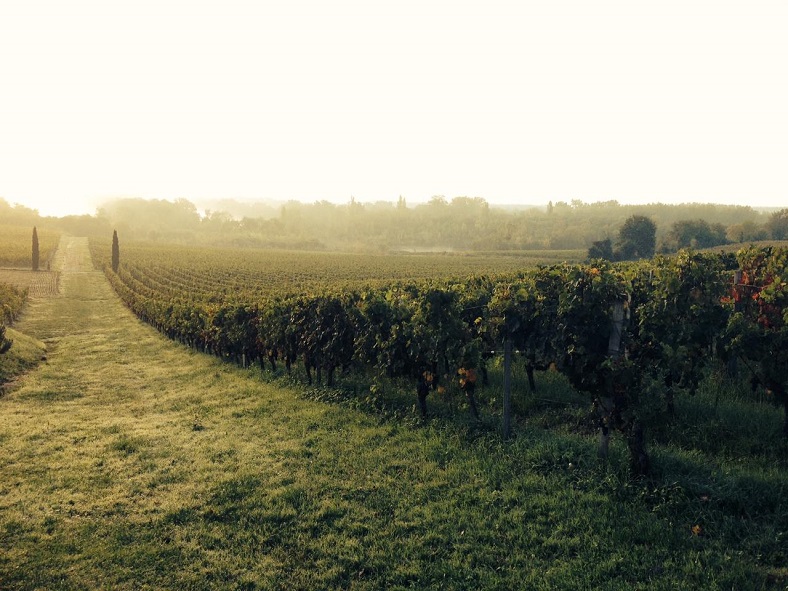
[[90, 238, 788, 476]]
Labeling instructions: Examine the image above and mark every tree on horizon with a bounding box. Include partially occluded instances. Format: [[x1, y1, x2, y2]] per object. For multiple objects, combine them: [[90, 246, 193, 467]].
[[616, 215, 656, 260], [587, 238, 614, 261]]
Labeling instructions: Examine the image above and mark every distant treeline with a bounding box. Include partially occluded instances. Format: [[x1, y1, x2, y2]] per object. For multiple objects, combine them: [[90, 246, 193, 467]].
[[2, 196, 786, 254]]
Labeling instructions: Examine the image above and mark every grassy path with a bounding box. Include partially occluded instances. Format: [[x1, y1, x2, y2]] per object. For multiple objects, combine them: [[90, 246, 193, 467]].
[[0, 238, 784, 590], [0, 238, 336, 588]]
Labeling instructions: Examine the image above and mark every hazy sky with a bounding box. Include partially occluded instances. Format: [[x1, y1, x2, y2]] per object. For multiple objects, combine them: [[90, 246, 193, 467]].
[[1, 0, 786, 217]]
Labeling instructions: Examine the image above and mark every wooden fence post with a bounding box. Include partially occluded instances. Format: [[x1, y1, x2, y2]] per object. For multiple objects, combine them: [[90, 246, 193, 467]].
[[728, 270, 742, 378], [608, 301, 625, 358], [599, 300, 626, 459], [503, 339, 513, 439]]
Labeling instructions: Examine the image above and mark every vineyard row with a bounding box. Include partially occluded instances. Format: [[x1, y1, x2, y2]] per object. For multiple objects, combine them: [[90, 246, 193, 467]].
[[92, 240, 788, 472]]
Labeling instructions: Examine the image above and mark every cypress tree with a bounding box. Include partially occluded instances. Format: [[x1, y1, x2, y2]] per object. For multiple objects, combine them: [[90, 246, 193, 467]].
[[111, 230, 120, 273], [32, 227, 40, 271]]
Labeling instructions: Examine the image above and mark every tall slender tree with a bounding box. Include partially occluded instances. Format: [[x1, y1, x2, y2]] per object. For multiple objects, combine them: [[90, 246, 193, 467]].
[[111, 230, 120, 273], [32, 226, 40, 271]]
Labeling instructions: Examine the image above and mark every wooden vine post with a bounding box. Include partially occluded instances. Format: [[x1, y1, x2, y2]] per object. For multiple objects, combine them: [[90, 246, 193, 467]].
[[727, 270, 743, 378], [598, 300, 626, 460], [502, 339, 513, 439]]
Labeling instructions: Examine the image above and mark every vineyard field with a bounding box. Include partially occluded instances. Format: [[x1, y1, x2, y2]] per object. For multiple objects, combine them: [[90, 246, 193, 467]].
[[0, 236, 785, 589], [90, 239, 583, 301], [91, 236, 788, 450], [93, 237, 788, 587], [0, 269, 60, 298], [0, 224, 59, 268]]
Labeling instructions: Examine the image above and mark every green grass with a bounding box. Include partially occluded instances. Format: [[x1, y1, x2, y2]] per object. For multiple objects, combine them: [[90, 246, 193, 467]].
[[0, 326, 47, 388], [0, 237, 786, 590]]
